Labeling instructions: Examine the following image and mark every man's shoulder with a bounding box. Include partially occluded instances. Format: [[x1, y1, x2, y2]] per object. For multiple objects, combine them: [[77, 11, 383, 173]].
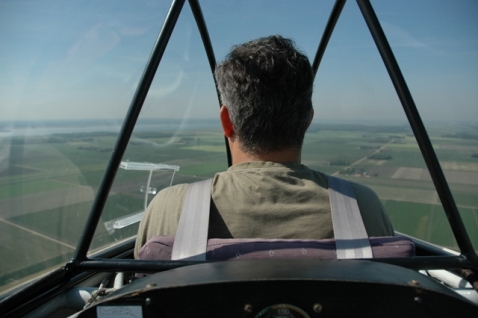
[[142, 183, 190, 229], [347, 179, 394, 236], [135, 184, 189, 258], [348, 180, 381, 201], [159, 183, 189, 194], [149, 183, 189, 207]]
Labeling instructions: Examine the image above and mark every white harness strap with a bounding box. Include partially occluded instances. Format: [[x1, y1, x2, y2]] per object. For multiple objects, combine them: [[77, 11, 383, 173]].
[[171, 178, 212, 260], [171, 176, 373, 260], [328, 175, 373, 259]]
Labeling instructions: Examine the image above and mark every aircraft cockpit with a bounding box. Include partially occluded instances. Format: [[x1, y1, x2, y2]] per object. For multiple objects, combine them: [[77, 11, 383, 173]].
[[1, 0, 477, 317]]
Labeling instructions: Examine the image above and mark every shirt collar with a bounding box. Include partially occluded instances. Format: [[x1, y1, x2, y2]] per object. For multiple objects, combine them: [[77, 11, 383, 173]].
[[227, 161, 306, 171]]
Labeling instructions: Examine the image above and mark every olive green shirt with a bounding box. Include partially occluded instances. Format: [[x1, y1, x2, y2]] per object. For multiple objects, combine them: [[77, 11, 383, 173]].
[[134, 161, 394, 258]]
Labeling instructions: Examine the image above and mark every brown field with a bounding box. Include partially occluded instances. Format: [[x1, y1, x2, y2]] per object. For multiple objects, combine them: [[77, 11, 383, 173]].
[[367, 184, 439, 206], [441, 162, 478, 172], [367, 159, 387, 165], [391, 167, 478, 186], [392, 167, 428, 180], [362, 165, 399, 178]]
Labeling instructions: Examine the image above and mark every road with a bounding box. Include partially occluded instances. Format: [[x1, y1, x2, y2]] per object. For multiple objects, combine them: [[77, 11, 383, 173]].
[[332, 139, 394, 176]]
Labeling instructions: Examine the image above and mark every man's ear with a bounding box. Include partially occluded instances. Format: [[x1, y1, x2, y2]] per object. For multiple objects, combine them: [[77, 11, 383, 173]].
[[220, 105, 234, 138], [306, 108, 314, 129]]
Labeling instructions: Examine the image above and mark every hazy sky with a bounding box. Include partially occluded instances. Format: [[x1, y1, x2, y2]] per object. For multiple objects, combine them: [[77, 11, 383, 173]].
[[1, 0, 477, 123]]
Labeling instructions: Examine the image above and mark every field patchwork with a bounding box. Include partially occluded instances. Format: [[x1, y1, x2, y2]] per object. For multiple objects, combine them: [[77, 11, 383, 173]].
[[391, 167, 478, 185], [2, 122, 478, 293], [441, 162, 478, 172]]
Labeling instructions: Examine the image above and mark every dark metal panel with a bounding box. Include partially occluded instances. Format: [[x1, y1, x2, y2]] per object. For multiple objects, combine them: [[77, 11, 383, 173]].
[[356, 0, 477, 264], [73, 254, 474, 273], [72, 0, 187, 263], [98, 259, 467, 294], [76, 260, 478, 317], [0, 268, 67, 316]]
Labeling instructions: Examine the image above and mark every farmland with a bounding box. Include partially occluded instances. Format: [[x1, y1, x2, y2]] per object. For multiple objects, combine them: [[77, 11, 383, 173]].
[[0, 120, 477, 293]]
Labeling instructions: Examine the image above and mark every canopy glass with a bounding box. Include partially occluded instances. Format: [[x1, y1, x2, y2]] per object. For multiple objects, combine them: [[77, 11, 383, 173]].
[[0, 0, 477, 295]]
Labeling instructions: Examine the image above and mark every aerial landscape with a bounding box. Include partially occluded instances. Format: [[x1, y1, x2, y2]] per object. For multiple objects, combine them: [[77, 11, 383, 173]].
[[1, 119, 477, 293]]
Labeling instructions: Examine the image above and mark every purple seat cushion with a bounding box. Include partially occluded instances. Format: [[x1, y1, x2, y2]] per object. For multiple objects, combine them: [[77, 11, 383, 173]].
[[138, 236, 415, 261]]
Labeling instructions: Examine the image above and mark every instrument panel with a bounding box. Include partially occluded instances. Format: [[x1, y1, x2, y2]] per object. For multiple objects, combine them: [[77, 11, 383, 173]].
[[76, 259, 478, 317]]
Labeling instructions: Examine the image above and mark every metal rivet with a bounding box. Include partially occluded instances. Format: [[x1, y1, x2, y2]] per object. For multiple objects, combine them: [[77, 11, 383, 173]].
[[414, 297, 422, 304], [145, 298, 152, 305], [146, 283, 157, 288], [313, 303, 323, 314], [408, 280, 420, 286], [244, 303, 253, 313]]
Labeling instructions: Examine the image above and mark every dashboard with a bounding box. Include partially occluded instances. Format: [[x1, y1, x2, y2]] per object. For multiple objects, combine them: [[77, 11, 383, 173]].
[[75, 259, 478, 317]]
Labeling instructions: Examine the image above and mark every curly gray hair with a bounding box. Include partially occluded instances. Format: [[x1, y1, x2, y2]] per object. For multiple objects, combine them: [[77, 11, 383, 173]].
[[215, 35, 314, 154]]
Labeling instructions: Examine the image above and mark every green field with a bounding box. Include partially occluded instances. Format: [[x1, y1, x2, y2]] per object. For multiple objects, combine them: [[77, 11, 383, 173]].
[[1, 122, 478, 293]]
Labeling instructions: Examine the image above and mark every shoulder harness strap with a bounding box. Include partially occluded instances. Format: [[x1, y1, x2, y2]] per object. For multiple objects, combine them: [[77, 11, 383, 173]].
[[171, 178, 212, 260], [172, 176, 373, 260], [327, 175, 373, 259]]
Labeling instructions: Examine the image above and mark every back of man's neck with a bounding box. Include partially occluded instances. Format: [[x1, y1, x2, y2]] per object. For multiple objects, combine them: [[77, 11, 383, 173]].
[[232, 147, 302, 165]]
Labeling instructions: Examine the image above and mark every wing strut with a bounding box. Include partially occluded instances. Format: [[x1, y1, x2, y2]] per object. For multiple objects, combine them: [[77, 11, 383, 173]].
[[312, 0, 346, 79], [356, 0, 477, 263], [72, 0, 187, 264], [189, 0, 233, 166]]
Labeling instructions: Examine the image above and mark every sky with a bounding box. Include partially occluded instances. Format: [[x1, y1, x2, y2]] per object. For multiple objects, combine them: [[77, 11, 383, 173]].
[[0, 0, 477, 124]]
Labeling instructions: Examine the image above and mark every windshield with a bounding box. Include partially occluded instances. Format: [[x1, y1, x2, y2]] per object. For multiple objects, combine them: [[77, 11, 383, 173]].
[[1, 0, 477, 295]]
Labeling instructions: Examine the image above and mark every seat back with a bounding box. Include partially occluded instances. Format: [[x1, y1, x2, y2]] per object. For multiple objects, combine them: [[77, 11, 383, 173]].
[[138, 175, 415, 262], [138, 235, 415, 261]]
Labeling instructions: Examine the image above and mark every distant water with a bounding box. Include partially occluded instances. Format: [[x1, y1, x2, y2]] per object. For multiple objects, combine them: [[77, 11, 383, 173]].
[[0, 126, 120, 137], [0, 119, 221, 138]]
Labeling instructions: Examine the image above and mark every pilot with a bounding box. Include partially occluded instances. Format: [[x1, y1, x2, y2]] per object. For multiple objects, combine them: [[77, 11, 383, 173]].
[[134, 35, 393, 258]]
